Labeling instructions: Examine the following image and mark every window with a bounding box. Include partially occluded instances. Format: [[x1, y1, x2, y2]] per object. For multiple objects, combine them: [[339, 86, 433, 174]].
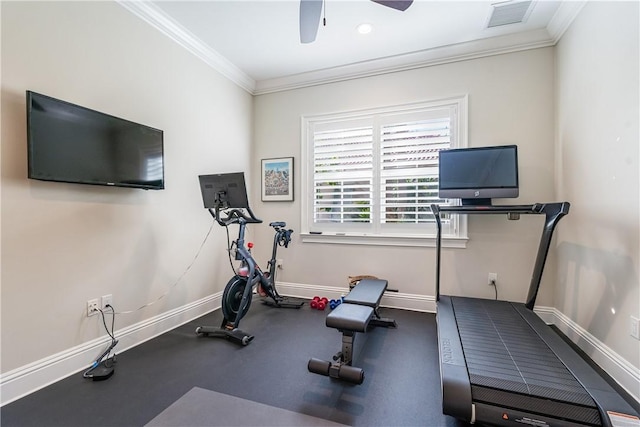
[[301, 96, 468, 246]]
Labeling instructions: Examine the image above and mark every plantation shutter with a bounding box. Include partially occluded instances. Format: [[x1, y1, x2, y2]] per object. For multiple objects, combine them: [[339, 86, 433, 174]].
[[313, 125, 374, 225], [379, 115, 451, 225], [303, 96, 465, 240]]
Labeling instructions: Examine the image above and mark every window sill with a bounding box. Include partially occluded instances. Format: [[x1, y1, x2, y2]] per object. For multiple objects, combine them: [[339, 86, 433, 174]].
[[300, 232, 468, 248]]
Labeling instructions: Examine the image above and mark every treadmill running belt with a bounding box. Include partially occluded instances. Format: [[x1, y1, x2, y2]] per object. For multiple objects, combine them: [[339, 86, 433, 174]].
[[451, 296, 602, 425]]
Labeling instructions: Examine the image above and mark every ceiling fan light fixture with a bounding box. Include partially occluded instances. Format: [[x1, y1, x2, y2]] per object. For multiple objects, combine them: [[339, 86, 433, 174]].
[[357, 23, 373, 34]]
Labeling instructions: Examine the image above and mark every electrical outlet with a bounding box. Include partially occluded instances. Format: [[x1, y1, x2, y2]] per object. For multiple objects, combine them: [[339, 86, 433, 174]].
[[488, 273, 497, 285], [631, 316, 640, 340], [101, 294, 113, 311], [276, 258, 283, 269], [87, 299, 99, 317]]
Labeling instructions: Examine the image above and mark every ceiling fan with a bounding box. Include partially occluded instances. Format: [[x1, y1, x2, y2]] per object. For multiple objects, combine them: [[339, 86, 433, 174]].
[[299, 0, 414, 44]]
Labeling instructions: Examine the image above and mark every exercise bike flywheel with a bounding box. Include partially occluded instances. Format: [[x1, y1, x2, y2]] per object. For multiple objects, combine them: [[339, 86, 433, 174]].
[[222, 276, 252, 322]]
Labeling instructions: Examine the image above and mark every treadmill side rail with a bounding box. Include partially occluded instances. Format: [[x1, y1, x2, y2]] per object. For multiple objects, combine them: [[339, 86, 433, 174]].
[[525, 202, 570, 309], [437, 295, 474, 422]]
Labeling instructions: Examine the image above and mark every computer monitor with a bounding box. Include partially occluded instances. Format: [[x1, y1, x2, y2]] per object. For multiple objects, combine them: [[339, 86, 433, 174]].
[[199, 172, 249, 209], [438, 145, 519, 206]]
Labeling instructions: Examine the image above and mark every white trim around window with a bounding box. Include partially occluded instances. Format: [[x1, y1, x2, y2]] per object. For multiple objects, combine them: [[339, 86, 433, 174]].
[[300, 95, 468, 247]]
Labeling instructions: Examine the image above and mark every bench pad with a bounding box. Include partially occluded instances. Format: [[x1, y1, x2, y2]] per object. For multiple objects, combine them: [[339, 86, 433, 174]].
[[326, 304, 373, 333], [343, 279, 388, 307]]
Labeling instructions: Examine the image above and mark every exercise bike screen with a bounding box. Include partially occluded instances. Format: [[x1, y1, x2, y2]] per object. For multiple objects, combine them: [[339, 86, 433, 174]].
[[199, 172, 250, 209]]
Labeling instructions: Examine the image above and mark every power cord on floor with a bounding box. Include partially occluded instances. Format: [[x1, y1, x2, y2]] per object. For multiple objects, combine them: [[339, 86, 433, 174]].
[[83, 304, 118, 381], [82, 222, 215, 380]]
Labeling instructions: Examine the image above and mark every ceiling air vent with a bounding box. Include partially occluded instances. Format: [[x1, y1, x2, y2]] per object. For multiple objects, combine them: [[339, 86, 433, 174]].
[[487, 1, 533, 28]]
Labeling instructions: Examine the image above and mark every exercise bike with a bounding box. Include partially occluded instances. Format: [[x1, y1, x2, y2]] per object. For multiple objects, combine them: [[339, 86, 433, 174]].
[[195, 203, 303, 345]]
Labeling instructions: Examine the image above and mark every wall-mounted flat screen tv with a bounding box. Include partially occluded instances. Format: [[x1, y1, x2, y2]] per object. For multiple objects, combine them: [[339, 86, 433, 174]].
[[438, 145, 518, 206], [27, 91, 164, 190]]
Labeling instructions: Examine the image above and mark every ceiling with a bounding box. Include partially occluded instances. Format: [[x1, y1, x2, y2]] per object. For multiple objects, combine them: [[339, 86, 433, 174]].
[[119, 0, 584, 94]]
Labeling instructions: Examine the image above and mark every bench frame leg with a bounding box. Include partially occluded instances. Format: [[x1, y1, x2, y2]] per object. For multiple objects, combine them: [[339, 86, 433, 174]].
[[369, 308, 397, 328], [308, 330, 365, 385], [333, 331, 355, 366]]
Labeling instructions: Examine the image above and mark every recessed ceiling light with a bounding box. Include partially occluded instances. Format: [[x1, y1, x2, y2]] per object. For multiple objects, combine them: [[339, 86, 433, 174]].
[[357, 23, 373, 35]]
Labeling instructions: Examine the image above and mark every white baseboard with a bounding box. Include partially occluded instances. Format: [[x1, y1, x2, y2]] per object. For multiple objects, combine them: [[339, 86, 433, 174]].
[[275, 281, 437, 313], [535, 306, 640, 404], [0, 293, 221, 407], [2, 284, 637, 408]]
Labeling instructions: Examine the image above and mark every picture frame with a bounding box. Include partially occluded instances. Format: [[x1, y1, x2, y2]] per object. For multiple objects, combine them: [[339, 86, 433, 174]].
[[261, 157, 294, 202]]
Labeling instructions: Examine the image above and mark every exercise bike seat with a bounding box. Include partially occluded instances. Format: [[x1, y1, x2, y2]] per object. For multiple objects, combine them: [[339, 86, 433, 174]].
[[269, 221, 286, 228]]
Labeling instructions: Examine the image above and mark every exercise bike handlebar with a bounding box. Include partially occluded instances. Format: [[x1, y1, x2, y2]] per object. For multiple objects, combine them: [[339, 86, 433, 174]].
[[208, 206, 263, 226], [277, 228, 293, 248]]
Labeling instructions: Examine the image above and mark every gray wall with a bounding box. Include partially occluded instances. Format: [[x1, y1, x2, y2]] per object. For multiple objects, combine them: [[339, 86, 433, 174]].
[[1, 1, 253, 373], [555, 0, 639, 394], [253, 48, 557, 305]]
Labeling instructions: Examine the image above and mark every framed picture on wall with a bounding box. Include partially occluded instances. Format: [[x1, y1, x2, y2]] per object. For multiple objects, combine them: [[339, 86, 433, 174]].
[[261, 157, 294, 202]]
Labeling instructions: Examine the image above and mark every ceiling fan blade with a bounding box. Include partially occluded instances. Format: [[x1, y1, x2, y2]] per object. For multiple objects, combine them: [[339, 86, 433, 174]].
[[370, 0, 413, 12], [300, 0, 323, 44]]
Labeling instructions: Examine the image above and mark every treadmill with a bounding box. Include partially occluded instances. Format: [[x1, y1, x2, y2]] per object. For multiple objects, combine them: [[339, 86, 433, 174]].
[[431, 202, 639, 426]]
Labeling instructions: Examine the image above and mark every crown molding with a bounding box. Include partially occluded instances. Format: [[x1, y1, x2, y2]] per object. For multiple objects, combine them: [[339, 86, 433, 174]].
[[119, 1, 584, 96], [254, 28, 555, 95], [116, 0, 256, 94], [547, 0, 588, 43]]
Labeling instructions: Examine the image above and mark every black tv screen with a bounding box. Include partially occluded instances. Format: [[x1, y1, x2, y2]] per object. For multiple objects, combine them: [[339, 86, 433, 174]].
[[26, 91, 164, 190], [438, 145, 518, 205]]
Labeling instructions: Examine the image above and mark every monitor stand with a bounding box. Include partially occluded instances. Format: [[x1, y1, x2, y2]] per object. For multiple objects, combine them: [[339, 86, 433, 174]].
[[461, 198, 491, 206]]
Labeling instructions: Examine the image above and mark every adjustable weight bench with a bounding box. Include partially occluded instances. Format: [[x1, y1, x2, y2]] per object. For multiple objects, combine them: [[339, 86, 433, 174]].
[[343, 279, 396, 328], [308, 279, 397, 384]]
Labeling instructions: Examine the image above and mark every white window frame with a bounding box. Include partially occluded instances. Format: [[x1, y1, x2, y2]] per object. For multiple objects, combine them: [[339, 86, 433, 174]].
[[300, 95, 468, 248]]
